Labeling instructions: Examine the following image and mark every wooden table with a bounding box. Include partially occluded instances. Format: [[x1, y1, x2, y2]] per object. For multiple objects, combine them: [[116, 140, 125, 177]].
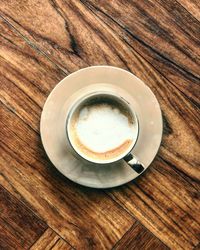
[[0, 0, 199, 249]]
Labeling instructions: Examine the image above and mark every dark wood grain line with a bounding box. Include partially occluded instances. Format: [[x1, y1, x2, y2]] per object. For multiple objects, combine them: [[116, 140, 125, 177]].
[[0, 33, 16, 46], [155, 156, 200, 211], [113, 222, 169, 250], [158, 0, 200, 39], [134, 182, 199, 245], [51, 238, 74, 250], [131, 3, 198, 61], [30, 227, 74, 250], [49, 0, 119, 66], [0, 10, 88, 72], [28, 228, 49, 250], [0, 109, 42, 157], [0, 62, 48, 104], [0, 71, 42, 111], [2, 73, 42, 112], [123, 184, 184, 238], [0, 99, 39, 137], [175, 0, 200, 21], [0, 19, 65, 78], [91, 8, 200, 109], [83, 0, 200, 72], [159, 156, 200, 190], [0, 119, 168, 250], [137, 168, 200, 221], [81, 0, 199, 78], [49, 238, 60, 250], [48, 0, 86, 60], [0, 34, 43, 67], [0, 71, 42, 132], [1, 1, 199, 107], [77, 0, 199, 75], [0, 19, 67, 106], [174, 0, 200, 23], [81, 0, 200, 107], [0, 145, 132, 250], [83, 0, 200, 61], [1, 103, 135, 249], [56, 0, 199, 110], [0, 14, 69, 75], [0, 143, 50, 217], [0, 185, 47, 250], [0, 56, 50, 97], [107, 158, 200, 249], [0, 173, 24, 202]]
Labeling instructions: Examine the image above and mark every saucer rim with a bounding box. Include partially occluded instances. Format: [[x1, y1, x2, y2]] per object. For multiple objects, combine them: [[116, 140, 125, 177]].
[[40, 66, 163, 188]]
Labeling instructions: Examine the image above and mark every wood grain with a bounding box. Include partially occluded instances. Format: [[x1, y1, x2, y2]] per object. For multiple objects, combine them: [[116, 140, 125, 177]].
[[51, 239, 73, 250], [0, 0, 199, 105], [30, 228, 73, 250], [30, 228, 60, 250], [0, 102, 135, 250], [0, 0, 199, 249], [0, 20, 136, 250], [176, 0, 200, 21], [0, 185, 47, 250], [0, 26, 136, 249], [114, 222, 169, 250], [81, 0, 200, 105], [108, 157, 200, 249]]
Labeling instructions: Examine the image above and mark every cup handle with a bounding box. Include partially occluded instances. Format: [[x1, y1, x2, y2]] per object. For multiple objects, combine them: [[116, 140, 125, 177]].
[[124, 154, 145, 174]]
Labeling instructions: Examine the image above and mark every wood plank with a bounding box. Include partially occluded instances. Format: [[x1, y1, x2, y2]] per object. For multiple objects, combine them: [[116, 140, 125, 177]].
[[81, 0, 200, 106], [114, 222, 169, 250], [51, 238, 73, 250], [0, 18, 136, 250], [0, 4, 87, 73], [30, 228, 59, 250], [0, 16, 66, 107], [107, 157, 200, 250], [0, 103, 135, 249], [176, 0, 200, 21], [30, 228, 72, 250], [0, 185, 47, 250], [0, 0, 199, 105]]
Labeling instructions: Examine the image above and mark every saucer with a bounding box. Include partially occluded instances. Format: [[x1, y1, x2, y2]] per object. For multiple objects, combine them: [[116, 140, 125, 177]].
[[40, 66, 162, 188]]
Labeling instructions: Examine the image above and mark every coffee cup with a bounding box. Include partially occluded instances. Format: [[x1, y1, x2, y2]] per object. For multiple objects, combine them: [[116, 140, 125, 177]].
[[65, 91, 144, 174]]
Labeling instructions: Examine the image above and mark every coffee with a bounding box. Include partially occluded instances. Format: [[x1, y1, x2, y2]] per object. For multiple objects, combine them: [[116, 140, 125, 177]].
[[68, 95, 137, 162]]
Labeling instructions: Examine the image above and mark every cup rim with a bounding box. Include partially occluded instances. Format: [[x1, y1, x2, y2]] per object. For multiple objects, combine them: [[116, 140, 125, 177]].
[[66, 91, 139, 165]]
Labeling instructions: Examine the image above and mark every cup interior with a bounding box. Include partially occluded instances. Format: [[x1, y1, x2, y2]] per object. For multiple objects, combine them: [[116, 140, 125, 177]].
[[66, 92, 139, 164]]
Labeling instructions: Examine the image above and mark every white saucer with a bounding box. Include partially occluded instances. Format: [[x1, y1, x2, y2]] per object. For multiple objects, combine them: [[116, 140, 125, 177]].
[[40, 66, 162, 188]]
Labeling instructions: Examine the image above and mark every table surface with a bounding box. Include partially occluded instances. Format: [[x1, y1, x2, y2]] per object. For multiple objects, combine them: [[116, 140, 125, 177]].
[[0, 0, 199, 249]]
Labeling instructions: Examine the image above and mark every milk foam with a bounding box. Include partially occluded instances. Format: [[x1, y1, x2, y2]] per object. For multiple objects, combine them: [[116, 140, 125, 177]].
[[75, 104, 135, 153]]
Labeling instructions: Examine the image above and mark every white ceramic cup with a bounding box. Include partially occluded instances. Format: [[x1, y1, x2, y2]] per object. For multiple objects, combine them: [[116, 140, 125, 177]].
[[65, 91, 144, 174]]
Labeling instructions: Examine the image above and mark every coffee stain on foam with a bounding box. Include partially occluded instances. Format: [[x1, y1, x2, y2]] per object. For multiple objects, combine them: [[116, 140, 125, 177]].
[[70, 132, 133, 161], [68, 100, 136, 161]]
